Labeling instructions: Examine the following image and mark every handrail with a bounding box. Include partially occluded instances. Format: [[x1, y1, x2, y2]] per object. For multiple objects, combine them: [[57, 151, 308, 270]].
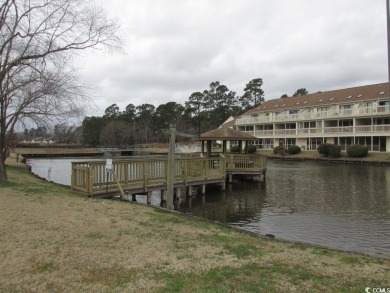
[[236, 106, 390, 125], [224, 154, 267, 171], [71, 157, 226, 195]]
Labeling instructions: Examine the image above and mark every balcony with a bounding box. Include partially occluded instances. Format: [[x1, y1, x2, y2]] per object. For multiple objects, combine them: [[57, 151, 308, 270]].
[[236, 106, 390, 125], [250, 125, 390, 138]]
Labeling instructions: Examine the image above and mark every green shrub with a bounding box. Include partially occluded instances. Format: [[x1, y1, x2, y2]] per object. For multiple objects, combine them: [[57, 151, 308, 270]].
[[273, 145, 286, 155], [317, 143, 342, 158], [230, 145, 240, 153], [317, 143, 332, 156], [347, 145, 368, 157], [287, 145, 301, 155], [328, 144, 342, 158], [245, 144, 257, 154]]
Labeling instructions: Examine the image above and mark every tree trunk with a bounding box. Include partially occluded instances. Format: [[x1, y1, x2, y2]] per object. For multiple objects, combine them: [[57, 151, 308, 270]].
[[0, 153, 8, 181]]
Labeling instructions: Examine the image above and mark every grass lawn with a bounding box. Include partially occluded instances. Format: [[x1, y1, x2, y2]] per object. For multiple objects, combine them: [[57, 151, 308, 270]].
[[1, 159, 389, 292]]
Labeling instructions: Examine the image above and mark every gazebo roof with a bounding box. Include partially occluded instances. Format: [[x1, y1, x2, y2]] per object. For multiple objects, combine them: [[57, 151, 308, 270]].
[[199, 126, 256, 141]]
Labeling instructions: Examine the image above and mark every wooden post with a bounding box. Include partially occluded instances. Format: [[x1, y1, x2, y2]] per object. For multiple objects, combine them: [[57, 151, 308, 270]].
[[175, 187, 182, 200], [187, 185, 193, 197], [88, 165, 94, 195], [161, 189, 167, 202], [166, 125, 176, 210], [207, 140, 212, 157], [162, 126, 197, 210], [187, 196, 192, 208], [147, 191, 152, 205], [201, 184, 206, 194]]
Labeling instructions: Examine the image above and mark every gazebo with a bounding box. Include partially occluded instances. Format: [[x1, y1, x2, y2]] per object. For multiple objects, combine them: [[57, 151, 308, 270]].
[[199, 126, 257, 157]]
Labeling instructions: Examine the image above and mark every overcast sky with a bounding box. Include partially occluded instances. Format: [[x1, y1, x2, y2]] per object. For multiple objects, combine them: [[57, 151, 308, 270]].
[[79, 0, 388, 116]]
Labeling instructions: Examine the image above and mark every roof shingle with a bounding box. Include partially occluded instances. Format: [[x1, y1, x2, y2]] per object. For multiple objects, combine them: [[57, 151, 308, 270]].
[[242, 82, 389, 116], [200, 126, 256, 140]]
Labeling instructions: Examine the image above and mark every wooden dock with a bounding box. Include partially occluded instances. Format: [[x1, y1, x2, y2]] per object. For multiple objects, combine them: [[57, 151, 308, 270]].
[[71, 156, 227, 198], [71, 154, 267, 200]]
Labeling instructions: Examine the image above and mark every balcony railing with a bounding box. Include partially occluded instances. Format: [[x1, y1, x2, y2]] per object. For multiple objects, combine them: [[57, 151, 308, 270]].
[[324, 126, 353, 134], [248, 125, 390, 138], [236, 106, 390, 125], [254, 130, 274, 136], [355, 125, 390, 133], [274, 129, 297, 135]]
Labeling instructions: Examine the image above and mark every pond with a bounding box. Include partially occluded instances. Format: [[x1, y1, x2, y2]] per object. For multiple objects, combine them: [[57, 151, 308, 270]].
[[27, 157, 390, 258]]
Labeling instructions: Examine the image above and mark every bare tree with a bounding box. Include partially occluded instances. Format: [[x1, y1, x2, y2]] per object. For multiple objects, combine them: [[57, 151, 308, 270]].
[[0, 0, 123, 181]]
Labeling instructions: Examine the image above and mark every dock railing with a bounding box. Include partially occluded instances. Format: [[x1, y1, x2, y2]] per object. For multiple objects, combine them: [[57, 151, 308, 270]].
[[224, 153, 267, 172], [71, 157, 226, 196], [180, 152, 268, 173]]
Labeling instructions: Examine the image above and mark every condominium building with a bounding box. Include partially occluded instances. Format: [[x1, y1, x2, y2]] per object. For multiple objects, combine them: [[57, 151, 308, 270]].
[[232, 82, 390, 152]]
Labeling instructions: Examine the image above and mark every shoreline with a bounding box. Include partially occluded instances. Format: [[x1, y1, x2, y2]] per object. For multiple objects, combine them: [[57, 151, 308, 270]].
[[14, 156, 390, 260], [1, 158, 389, 292]]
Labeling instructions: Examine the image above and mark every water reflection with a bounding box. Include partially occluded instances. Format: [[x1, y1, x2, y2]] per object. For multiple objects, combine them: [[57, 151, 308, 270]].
[[177, 161, 390, 257]]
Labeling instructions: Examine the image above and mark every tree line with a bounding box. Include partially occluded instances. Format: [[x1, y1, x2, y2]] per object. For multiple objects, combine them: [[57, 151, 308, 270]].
[[82, 78, 265, 147], [17, 80, 308, 147]]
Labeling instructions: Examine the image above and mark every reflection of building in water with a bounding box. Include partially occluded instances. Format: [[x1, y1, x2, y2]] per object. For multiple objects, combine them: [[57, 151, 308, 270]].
[[179, 182, 266, 224]]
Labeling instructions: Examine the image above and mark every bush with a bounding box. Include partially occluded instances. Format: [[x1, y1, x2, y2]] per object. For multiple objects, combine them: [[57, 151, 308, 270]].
[[230, 145, 240, 153], [245, 144, 257, 154], [317, 143, 332, 156], [347, 145, 369, 157], [317, 143, 342, 158], [273, 145, 286, 155], [287, 145, 301, 155], [328, 144, 342, 158]]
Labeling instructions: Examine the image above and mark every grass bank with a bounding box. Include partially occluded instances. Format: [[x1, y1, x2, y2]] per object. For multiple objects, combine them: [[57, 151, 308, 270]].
[[1, 160, 389, 292]]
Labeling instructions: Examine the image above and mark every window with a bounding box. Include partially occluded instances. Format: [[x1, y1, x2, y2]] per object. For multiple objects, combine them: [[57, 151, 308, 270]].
[[378, 101, 390, 106], [339, 120, 353, 127], [303, 121, 316, 128]]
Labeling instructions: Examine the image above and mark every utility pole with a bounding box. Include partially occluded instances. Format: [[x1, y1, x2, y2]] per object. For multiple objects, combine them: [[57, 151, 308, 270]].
[[387, 0, 390, 92]]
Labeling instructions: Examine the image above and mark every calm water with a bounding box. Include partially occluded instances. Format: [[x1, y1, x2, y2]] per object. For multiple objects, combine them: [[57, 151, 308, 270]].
[[27, 158, 390, 257]]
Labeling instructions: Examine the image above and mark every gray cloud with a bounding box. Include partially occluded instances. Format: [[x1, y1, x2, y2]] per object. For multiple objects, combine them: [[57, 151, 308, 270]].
[[79, 0, 388, 116]]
